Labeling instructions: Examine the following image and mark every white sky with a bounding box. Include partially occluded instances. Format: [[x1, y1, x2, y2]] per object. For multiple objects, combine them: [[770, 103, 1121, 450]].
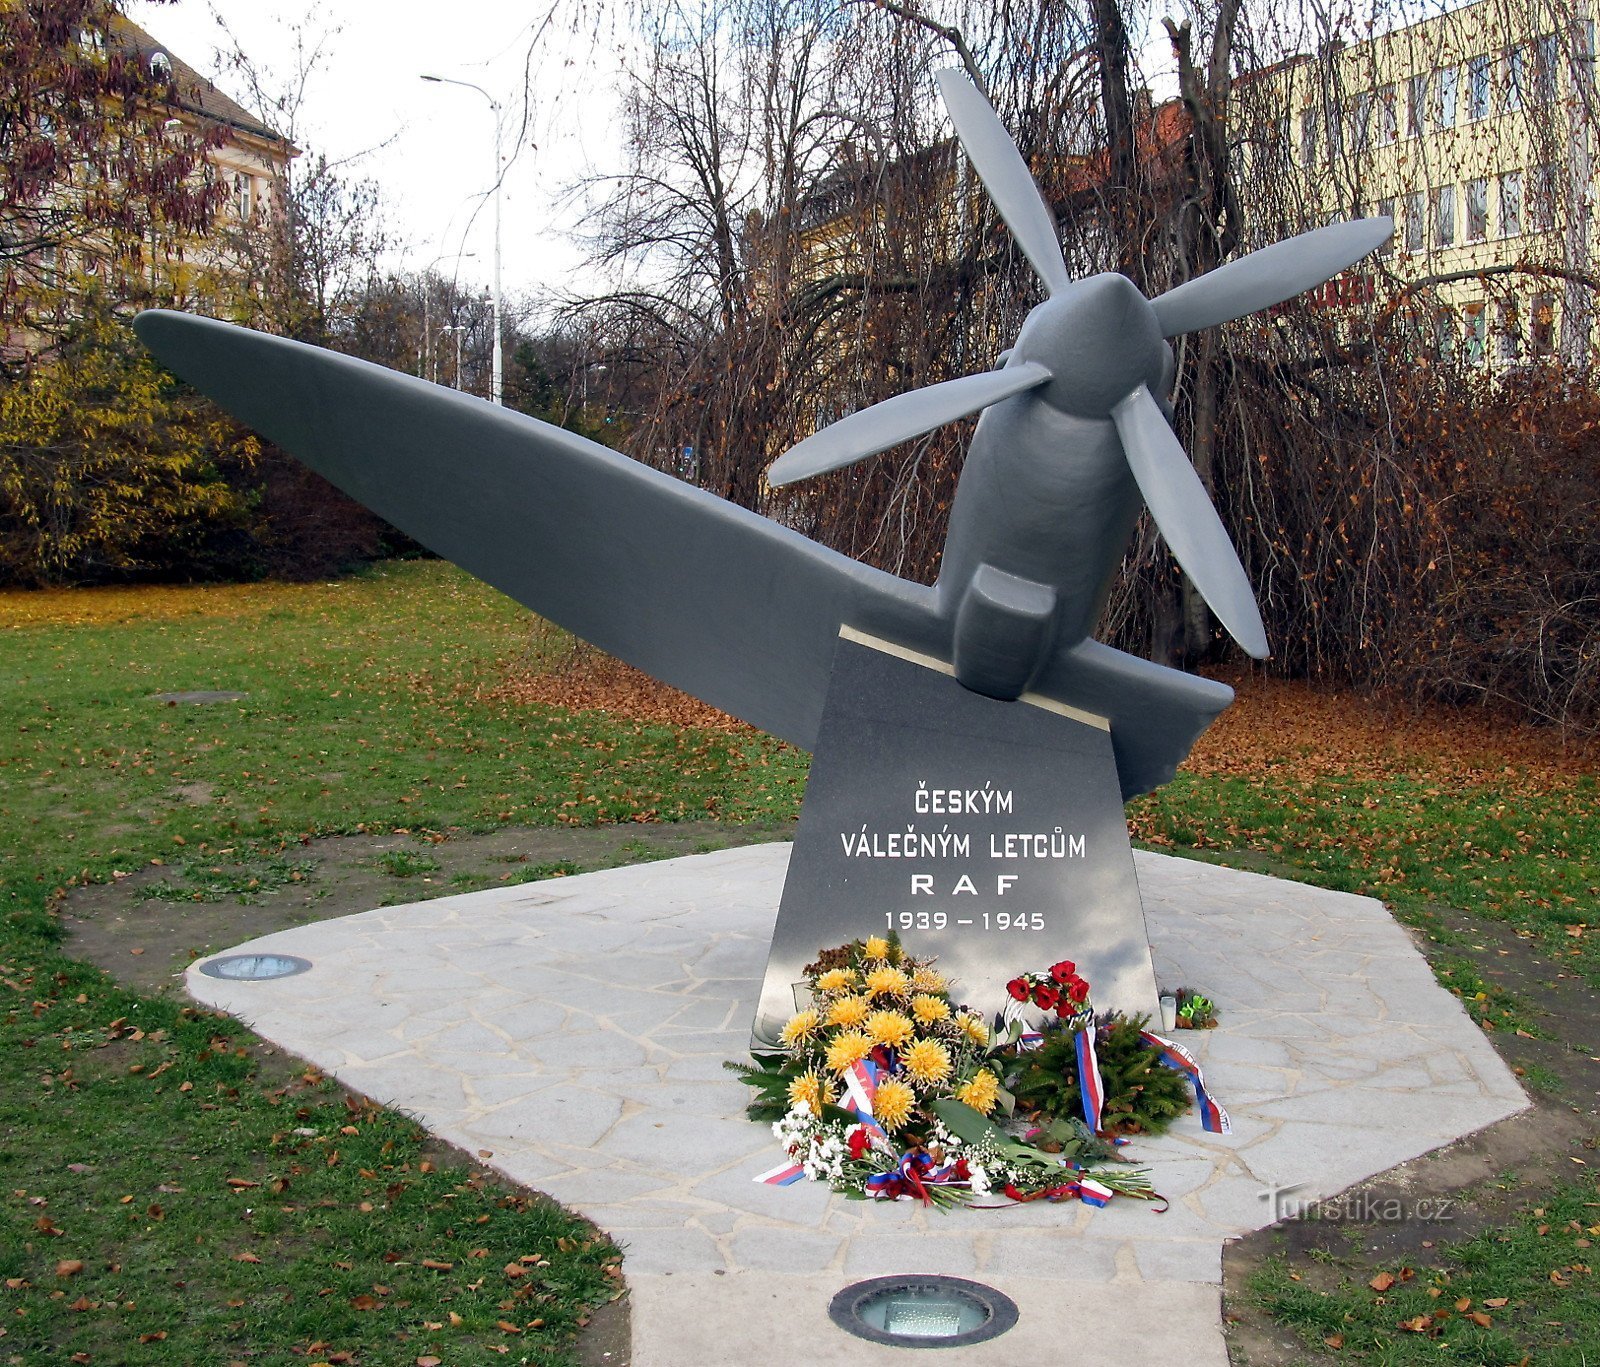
[[126, 0, 628, 312], [122, 0, 1206, 316]]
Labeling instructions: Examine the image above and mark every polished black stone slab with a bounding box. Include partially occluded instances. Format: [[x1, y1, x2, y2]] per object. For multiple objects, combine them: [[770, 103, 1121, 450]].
[[753, 631, 1160, 1040]]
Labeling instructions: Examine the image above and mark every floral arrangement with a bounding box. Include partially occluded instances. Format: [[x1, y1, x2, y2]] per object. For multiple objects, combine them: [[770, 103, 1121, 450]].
[[730, 936, 1163, 1209], [1004, 958, 1093, 1022]]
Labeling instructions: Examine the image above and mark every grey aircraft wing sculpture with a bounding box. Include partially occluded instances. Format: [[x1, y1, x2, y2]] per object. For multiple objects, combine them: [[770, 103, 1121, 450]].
[[135, 70, 1390, 802]]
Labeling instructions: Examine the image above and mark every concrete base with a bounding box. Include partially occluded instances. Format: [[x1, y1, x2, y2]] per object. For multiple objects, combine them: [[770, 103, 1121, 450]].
[[186, 845, 1527, 1364]]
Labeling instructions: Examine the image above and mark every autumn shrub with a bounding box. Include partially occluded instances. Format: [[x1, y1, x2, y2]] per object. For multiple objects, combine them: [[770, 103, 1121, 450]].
[[0, 298, 262, 586]]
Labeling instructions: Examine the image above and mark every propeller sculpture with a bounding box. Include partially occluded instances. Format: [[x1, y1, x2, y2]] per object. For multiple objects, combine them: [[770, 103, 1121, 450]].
[[134, 70, 1391, 802], [768, 69, 1392, 666]]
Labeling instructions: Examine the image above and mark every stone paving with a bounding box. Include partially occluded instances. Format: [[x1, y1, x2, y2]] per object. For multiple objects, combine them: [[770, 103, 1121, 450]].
[[186, 845, 1527, 1365]]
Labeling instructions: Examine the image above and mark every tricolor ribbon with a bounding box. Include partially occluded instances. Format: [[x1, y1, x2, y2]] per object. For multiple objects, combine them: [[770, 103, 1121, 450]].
[[842, 1057, 887, 1137], [1139, 1029, 1231, 1134], [1077, 1177, 1114, 1208], [1075, 1027, 1106, 1133], [753, 1160, 807, 1186], [866, 1148, 965, 1203]]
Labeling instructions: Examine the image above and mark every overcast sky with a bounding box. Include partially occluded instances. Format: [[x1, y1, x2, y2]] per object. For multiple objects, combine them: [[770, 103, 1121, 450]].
[[126, 0, 628, 310]]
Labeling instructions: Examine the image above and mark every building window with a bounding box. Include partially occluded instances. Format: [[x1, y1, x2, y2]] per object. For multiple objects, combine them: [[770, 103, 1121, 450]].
[[1534, 32, 1561, 101], [233, 172, 254, 219], [1327, 101, 1344, 163], [1404, 190, 1425, 252], [1467, 54, 1492, 118], [1406, 74, 1428, 135], [1376, 84, 1398, 143], [150, 51, 173, 80], [1496, 300, 1522, 361], [1434, 308, 1456, 360], [1531, 292, 1557, 354], [1353, 92, 1372, 152], [1300, 108, 1319, 165], [1378, 196, 1396, 255], [1466, 178, 1489, 241], [1464, 304, 1487, 365], [1435, 65, 1458, 127], [1505, 45, 1527, 111], [1435, 184, 1456, 247], [1529, 163, 1557, 231], [1500, 171, 1522, 236]]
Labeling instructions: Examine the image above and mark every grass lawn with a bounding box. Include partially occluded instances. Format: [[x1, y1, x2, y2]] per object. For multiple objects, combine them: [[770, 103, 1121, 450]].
[[1, 559, 1595, 1364]]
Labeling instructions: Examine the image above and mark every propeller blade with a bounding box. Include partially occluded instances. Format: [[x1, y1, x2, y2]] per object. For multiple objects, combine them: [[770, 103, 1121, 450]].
[[1150, 217, 1394, 337], [767, 361, 1052, 488], [934, 69, 1072, 298], [1111, 385, 1269, 659]]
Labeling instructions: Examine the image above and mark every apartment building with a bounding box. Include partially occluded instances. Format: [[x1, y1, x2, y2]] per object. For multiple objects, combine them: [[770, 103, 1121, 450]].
[[3, 16, 293, 356], [1255, 0, 1597, 366]]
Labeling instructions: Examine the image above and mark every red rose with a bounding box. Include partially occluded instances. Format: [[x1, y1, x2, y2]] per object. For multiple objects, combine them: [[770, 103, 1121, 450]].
[[1067, 977, 1089, 1004], [1007, 978, 1030, 1001], [1055, 999, 1073, 1017], [952, 1159, 971, 1181], [1033, 984, 1060, 1010], [1050, 960, 1077, 984]]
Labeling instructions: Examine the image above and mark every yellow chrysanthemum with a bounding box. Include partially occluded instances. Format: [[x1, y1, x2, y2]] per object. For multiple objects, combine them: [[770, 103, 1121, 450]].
[[779, 1008, 821, 1047], [956, 1013, 989, 1046], [911, 967, 947, 994], [871, 1077, 916, 1131], [865, 966, 911, 998], [911, 994, 950, 1025], [865, 1010, 915, 1049], [787, 1069, 830, 1116], [825, 1031, 873, 1073], [825, 994, 871, 1029], [862, 935, 892, 961], [815, 968, 856, 993], [900, 1038, 952, 1087], [954, 1069, 1002, 1116]]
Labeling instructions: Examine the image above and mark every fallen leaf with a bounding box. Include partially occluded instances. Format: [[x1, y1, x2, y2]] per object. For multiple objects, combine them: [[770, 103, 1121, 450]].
[[55, 1260, 84, 1278], [1397, 1315, 1432, 1333], [496, 1320, 522, 1334], [350, 1293, 380, 1311], [420, 1259, 453, 1271], [1370, 1271, 1396, 1292], [232, 1253, 261, 1264], [1468, 1311, 1493, 1327], [1484, 1297, 1509, 1307]]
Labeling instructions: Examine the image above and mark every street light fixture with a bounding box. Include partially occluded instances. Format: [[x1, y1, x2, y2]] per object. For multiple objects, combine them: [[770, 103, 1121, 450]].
[[419, 249, 476, 384], [420, 74, 504, 406]]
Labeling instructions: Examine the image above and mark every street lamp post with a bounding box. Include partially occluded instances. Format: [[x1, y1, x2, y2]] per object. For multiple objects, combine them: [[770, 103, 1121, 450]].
[[419, 249, 475, 384], [420, 74, 504, 406]]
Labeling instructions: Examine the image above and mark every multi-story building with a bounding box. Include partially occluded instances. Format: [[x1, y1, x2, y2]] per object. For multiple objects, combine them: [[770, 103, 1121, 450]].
[[3, 15, 293, 357], [1248, 0, 1597, 367]]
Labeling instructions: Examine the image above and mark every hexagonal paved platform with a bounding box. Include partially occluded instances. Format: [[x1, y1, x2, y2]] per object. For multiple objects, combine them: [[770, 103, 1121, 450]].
[[187, 845, 1527, 1365]]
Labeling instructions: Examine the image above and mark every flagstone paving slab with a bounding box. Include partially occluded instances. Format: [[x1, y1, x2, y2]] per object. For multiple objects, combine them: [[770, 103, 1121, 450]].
[[187, 844, 1527, 1365]]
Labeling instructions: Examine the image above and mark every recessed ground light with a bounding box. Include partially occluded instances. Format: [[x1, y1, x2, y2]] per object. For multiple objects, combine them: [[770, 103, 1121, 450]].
[[829, 1275, 1017, 1348], [198, 953, 312, 981]]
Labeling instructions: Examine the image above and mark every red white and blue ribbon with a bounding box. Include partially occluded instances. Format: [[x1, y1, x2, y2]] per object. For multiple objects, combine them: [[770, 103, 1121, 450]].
[[866, 1148, 962, 1203], [1139, 1029, 1231, 1134], [1075, 1027, 1106, 1133], [753, 1160, 807, 1186], [1077, 1176, 1114, 1208], [842, 1057, 888, 1137]]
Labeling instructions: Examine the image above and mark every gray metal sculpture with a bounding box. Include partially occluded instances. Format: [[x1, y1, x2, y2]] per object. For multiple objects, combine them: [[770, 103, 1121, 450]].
[[135, 71, 1391, 803]]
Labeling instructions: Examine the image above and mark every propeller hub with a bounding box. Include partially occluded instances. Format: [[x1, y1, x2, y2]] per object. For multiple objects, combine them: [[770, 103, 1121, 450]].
[[1015, 273, 1166, 418]]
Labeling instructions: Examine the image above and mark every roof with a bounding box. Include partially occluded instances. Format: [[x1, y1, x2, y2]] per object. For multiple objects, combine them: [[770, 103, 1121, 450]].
[[106, 14, 292, 150]]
